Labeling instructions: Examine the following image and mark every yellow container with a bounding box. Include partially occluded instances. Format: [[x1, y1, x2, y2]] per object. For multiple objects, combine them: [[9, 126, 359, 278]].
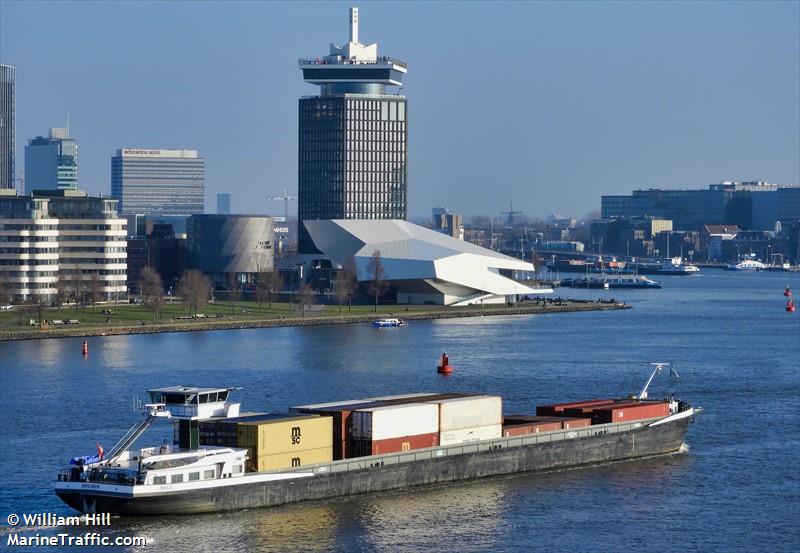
[[236, 415, 332, 456], [252, 446, 333, 472]]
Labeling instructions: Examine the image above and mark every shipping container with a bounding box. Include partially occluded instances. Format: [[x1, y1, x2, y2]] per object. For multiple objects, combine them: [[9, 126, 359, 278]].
[[437, 396, 503, 432], [536, 399, 615, 417], [590, 402, 670, 424], [234, 414, 332, 457], [290, 393, 439, 412], [248, 446, 333, 472], [439, 424, 502, 446], [561, 417, 591, 429], [199, 412, 267, 446], [352, 403, 439, 440], [502, 424, 535, 437], [349, 432, 439, 457], [503, 415, 592, 430]]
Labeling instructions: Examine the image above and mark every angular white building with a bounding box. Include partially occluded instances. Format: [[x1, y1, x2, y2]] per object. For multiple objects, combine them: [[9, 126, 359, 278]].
[[304, 219, 551, 306]]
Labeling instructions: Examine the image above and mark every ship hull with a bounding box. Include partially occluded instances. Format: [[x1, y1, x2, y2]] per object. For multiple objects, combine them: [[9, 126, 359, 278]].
[[56, 417, 690, 516]]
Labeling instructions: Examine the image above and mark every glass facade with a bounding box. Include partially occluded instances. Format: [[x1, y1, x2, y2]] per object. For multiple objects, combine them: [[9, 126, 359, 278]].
[[111, 150, 204, 216], [298, 95, 407, 252], [0, 65, 14, 189], [25, 134, 78, 191]]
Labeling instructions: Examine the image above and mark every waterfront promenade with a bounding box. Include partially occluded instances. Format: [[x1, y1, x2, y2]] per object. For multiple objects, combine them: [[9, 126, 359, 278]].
[[0, 299, 628, 341]]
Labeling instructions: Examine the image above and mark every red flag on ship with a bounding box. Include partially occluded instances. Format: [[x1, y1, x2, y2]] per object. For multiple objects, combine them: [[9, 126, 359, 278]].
[[96, 442, 104, 460]]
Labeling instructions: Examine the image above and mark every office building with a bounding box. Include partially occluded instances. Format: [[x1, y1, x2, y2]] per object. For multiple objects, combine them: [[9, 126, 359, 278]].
[[297, 7, 408, 253], [187, 214, 274, 287], [432, 207, 463, 240], [0, 64, 14, 189], [111, 148, 204, 216], [217, 193, 231, 214], [601, 181, 791, 231], [0, 189, 127, 303], [24, 128, 78, 191]]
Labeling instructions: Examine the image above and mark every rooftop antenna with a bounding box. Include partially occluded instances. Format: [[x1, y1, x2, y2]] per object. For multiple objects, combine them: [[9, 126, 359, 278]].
[[349, 7, 359, 44]]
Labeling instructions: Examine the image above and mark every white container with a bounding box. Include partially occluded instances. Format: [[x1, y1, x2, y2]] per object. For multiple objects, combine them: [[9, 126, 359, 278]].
[[352, 403, 439, 440], [439, 424, 502, 446], [436, 396, 503, 431], [291, 393, 436, 412]]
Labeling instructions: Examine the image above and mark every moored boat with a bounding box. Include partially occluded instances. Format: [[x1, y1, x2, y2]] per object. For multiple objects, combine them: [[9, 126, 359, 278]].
[[725, 259, 766, 271]]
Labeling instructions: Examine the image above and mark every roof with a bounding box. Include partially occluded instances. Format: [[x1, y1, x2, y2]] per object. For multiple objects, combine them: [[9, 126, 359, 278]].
[[704, 224, 740, 234], [303, 219, 550, 303], [147, 386, 235, 395]]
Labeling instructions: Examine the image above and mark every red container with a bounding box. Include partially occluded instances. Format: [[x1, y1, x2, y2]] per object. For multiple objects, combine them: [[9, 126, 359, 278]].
[[502, 424, 535, 437], [536, 399, 615, 417], [591, 402, 670, 424], [561, 417, 591, 429], [349, 432, 439, 457]]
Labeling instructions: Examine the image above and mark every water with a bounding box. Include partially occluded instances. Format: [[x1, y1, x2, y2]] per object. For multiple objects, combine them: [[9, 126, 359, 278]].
[[1, 270, 798, 552]]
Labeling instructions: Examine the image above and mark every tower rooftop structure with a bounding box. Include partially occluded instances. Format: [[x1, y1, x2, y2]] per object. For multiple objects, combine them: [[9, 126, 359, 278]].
[[299, 7, 407, 96]]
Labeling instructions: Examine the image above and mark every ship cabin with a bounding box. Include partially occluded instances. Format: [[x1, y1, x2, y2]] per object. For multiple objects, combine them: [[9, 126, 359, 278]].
[[147, 386, 241, 420]]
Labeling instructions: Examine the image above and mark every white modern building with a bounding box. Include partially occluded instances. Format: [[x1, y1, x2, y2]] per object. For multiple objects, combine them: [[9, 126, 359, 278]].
[[304, 219, 551, 306], [0, 189, 127, 303]]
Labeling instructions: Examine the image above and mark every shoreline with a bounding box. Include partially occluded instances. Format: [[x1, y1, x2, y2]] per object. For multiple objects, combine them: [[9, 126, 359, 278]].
[[0, 301, 629, 342]]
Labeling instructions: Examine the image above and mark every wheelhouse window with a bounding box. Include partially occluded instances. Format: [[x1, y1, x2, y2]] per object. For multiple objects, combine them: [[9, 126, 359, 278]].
[[188, 472, 200, 481], [171, 474, 183, 484], [203, 469, 216, 480]]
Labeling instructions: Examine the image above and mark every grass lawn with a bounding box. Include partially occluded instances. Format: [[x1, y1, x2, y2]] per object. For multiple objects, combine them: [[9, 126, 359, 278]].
[[0, 299, 457, 332]]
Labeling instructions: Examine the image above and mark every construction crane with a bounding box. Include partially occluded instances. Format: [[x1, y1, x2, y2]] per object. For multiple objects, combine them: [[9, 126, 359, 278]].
[[500, 202, 523, 226], [266, 190, 298, 222]]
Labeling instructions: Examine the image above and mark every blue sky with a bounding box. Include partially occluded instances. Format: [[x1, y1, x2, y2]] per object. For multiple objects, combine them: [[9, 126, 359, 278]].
[[1, 0, 798, 219]]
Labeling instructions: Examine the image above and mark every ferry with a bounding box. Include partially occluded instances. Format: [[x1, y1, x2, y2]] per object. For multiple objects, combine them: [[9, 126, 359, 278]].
[[54, 366, 700, 516], [656, 257, 700, 275], [371, 318, 408, 328], [603, 274, 662, 289], [726, 259, 766, 271]]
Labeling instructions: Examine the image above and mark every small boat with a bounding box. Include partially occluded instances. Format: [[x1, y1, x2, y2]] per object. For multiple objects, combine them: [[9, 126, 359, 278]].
[[371, 318, 408, 328], [604, 274, 662, 289], [657, 257, 700, 275], [787, 300, 796, 313], [725, 259, 766, 271], [784, 286, 792, 297]]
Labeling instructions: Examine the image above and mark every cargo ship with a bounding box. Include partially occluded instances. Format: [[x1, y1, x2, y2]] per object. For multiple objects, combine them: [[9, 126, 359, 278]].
[[55, 364, 700, 516]]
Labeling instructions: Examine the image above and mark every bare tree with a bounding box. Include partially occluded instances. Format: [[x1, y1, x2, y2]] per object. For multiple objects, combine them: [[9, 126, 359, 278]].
[[0, 280, 9, 305], [73, 265, 84, 312], [296, 283, 315, 317], [255, 270, 281, 310], [365, 250, 389, 312], [226, 272, 241, 315], [334, 256, 358, 314], [54, 273, 69, 309], [140, 267, 165, 323], [88, 274, 103, 309], [177, 269, 210, 317]]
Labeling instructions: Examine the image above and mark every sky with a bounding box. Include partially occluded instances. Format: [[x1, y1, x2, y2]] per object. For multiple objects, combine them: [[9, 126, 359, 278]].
[[1, 0, 798, 220]]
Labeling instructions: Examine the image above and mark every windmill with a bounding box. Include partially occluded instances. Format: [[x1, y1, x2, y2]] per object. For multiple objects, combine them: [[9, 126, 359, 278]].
[[266, 190, 298, 222], [500, 202, 523, 226]]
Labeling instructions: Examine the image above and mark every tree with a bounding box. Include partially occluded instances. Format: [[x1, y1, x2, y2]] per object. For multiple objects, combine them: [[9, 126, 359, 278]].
[[226, 272, 240, 315], [88, 274, 103, 309], [365, 250, 389, 312], [0, 280, 9, 305], [140, 267, 165, 323], [54, 273, 69, 309], [296, 283, 315, 317], [334, 256, 358, 314], [73, 265, 84, 311], [177, 269, 210, 317], [256, 270, 282, 310]]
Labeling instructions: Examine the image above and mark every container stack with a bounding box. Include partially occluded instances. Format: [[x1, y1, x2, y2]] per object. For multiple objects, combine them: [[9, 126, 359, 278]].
[[350, 403, 440, 456], [501, 415, 591, 437], [200, 413, 332, 472], [437, 396, 502, 446]]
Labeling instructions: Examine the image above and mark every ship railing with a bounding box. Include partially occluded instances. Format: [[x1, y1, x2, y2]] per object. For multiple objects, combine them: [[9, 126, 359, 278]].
[[271, 416, 668, 476], [298, 56, 407, 68]]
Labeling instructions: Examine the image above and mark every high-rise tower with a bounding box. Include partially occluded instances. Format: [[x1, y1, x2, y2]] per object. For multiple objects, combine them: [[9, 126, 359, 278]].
[[0, 64, 15, 189], [297, 7, 408, 253]]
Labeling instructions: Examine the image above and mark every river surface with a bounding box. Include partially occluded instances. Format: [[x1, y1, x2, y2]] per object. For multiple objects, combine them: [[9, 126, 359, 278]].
[[1, 270, 798, 552]]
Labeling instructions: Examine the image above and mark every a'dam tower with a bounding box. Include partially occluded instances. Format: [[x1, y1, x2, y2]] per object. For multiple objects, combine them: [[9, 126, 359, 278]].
[[298, 7, 408, 253]]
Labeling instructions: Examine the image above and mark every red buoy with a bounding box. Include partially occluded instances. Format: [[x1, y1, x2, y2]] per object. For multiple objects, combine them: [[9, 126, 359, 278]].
[[82, 341, 88, 355], [437, 352, 453, 374], [785, 286, 792, 297], [787, 300, 796, 313]]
